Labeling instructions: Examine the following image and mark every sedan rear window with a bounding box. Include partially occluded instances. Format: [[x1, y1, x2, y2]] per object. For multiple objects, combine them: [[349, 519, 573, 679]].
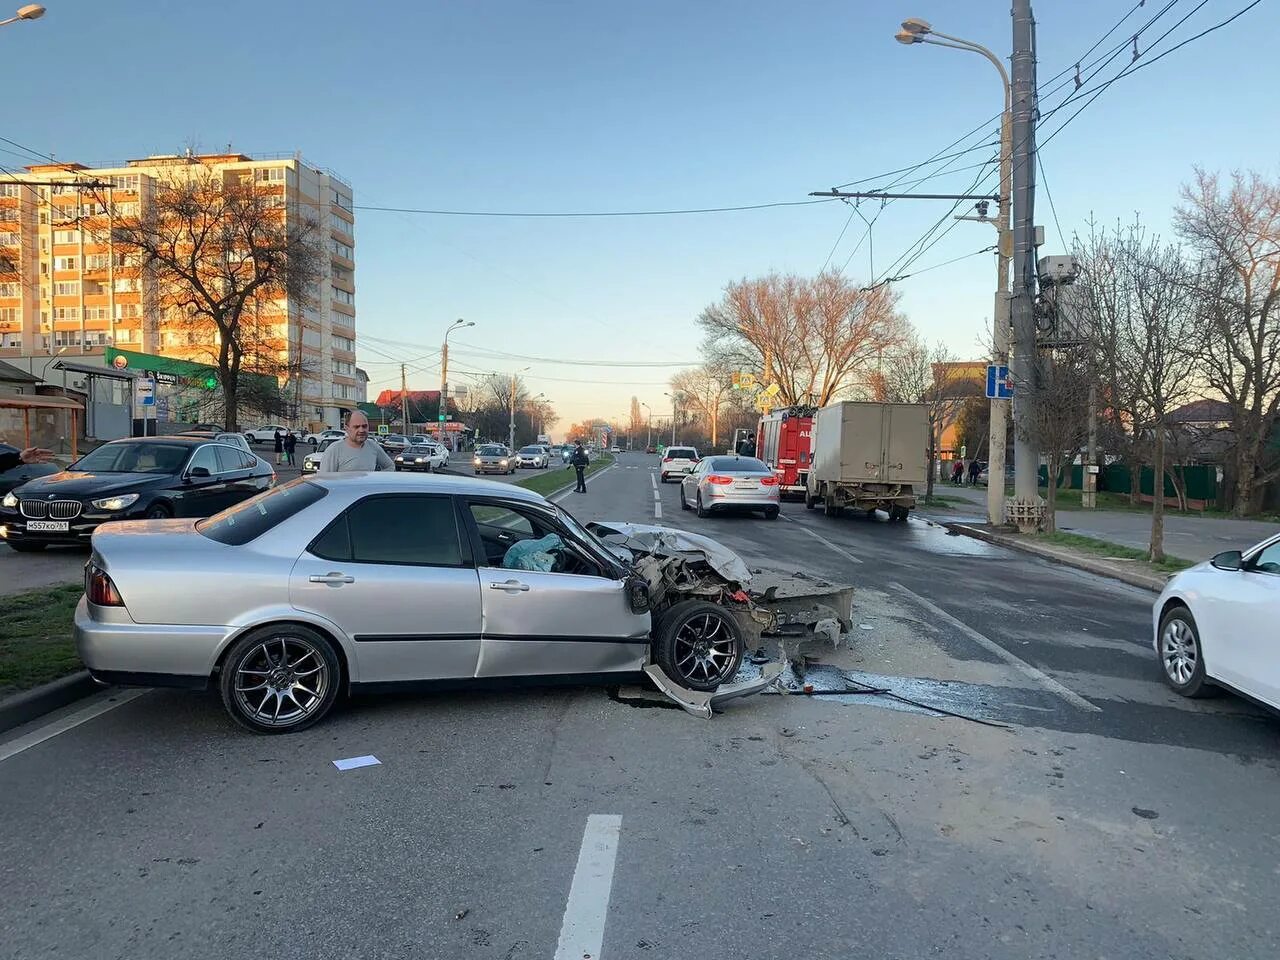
[[705, 456, 769, 472], [196, 479, 327, 546], [667, 447, 697, 459]]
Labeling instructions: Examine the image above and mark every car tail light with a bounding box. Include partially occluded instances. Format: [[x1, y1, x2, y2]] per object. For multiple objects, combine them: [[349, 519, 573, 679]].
[[86, 565, 124, 607], [707, 474, 734, 485], [760, 476, 780, 486], [662, 456, 672, 463]]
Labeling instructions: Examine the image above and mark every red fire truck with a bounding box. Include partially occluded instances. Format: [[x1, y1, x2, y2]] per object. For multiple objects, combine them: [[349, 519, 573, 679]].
[[756, 408, 814, 496]]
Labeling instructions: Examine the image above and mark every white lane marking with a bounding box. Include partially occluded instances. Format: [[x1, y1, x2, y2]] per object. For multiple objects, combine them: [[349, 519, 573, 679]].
[[548, 463, 618, 503], [0, 689, 148, 764], [554, 814, 622, 960], [889, 581, 1101, 713], [652, 490, 660, 501], [793, 524, 863, 564], [654, 501, 663, 519], [649, 472, 657, 489]]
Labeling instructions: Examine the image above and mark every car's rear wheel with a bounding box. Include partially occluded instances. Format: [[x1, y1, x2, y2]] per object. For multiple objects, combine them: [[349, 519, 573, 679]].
[[655, 600, 744, 692], [1158, 606, 1215, 698], [696, 491, 709, 518], [764, 506, 779, 520], [219, 625, 340, 734], [679, 485, 690, 510], [7, 541, 46, 552]]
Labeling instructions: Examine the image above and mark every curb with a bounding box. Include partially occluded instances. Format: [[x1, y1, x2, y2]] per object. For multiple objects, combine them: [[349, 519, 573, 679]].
[[0, 670, 98, 735], [941, 521, 1168, 593]]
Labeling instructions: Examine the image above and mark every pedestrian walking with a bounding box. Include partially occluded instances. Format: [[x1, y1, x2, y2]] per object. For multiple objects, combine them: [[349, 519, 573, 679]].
[[951, 460, 964, 486], [968, 459, 982, 486], [318, 411, 395, 473], [283, 431, 297, 467], [273, 429, 284, 465], [570, 442, 589, 493]]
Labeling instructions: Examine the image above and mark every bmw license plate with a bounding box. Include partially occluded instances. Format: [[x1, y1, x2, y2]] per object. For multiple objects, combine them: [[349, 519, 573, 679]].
[[26, 520, 69, 532]]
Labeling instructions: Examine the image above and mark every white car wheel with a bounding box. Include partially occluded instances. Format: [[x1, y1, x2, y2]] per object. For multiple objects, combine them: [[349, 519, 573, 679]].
[[1158, 607, 1216, 698]]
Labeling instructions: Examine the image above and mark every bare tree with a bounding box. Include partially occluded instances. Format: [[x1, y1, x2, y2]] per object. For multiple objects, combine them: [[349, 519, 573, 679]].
[[698, 271, 907, 406], [1073, 220, 1201, 560], [1175, 169, 1280, 516], [1027, 345, 1095, 532], [669, 362, 734, 450], [874, 338, 977, 501], [95, 168, 324, 430]]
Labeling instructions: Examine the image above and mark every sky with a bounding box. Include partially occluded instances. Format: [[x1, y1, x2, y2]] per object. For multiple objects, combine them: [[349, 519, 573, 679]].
[[6, 0, 1276, 433]]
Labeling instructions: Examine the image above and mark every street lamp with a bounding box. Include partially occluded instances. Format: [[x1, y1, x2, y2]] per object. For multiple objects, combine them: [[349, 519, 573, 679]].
[[663, 391, 680, 446], [0, 4, 45, 26], [896, 15, 1012, 527], [440, 318, 474, 446], [39, 344, 67, 381], [508, 366, 530, 451], [641, 401, 651, 450]]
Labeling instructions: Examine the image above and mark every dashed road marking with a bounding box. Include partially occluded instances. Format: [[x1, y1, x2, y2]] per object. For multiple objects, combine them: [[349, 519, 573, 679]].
[[554, 814, 622, 960], [889, 581, 1101, 713], [791, 524, 863, 564], [0, 689, 148, 764], [649, 472, 657, 489]]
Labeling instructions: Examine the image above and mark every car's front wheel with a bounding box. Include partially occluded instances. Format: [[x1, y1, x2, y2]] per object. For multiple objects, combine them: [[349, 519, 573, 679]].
[[219, 625, 340, 734], [655, 600, 744, 692], [1158, 606, 1215, 698]]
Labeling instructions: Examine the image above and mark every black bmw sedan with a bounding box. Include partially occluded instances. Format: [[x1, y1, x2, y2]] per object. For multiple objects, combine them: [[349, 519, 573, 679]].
[[0, 436, 275, 552]]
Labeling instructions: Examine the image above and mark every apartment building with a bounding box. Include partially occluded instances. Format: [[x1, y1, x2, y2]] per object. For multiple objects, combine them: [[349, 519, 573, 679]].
[[0, 151, 357, 428]]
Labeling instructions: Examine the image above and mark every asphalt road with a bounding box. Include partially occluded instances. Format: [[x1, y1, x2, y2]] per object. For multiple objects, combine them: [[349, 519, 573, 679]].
[[1, 451, 1277, 959]]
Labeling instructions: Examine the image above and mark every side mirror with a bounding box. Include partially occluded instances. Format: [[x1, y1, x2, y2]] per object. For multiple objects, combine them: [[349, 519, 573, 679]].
[[188, 466, 213, 480], [625, 575, 651, 615], [1210, 550, 1242, 571]]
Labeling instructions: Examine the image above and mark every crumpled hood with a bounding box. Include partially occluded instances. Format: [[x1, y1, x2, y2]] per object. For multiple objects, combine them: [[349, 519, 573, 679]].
[[587, 520, 754, 585]]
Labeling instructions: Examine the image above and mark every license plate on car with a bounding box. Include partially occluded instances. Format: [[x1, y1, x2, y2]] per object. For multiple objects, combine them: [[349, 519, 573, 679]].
[[734, 481, 757, 489], [26, 520, 69, 532]]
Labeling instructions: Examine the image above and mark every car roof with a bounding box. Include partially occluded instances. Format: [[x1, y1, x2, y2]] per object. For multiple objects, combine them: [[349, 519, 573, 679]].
[[102, 436, 206, 447], [308, 471, 548, 504]]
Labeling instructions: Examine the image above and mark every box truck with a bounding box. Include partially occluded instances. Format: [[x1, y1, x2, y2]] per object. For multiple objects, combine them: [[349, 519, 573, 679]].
[[805, 401, 929, 521]]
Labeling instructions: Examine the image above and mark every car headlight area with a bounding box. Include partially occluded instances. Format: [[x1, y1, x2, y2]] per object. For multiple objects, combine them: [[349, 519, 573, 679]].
[[91, 493, 141, 511]]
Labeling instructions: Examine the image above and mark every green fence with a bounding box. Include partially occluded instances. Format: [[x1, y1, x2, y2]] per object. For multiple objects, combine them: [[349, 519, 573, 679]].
[[1039, 463, 1218, 503]]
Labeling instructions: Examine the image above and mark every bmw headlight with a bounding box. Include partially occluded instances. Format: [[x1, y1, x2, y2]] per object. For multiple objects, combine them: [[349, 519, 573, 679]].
[[91, 493, 140, 511], [1, 492, 16, 508]]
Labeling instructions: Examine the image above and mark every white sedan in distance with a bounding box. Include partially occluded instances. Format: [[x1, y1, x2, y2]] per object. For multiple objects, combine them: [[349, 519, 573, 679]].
[[1154, 533, 1280, 712]]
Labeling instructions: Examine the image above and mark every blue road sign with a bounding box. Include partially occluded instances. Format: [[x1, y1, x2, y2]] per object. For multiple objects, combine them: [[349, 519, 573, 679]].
[[985, 364, 1013, 400]]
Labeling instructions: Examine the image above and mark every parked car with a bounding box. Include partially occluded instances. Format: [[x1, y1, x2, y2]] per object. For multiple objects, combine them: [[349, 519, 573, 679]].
[[659, 446, 699, 482], [176, 431, 254, 455], [394, 443, 448, 472], [611, 445, 623, 454], [473, 444, 516, 475], [646, 445, 657, 454], [0, 437, 275, 552], [379, 434, 409, 453], [73, 472, 853, 732], [0, 442, 60, 495], [302, 438, 337, 474], [310, 429, 345, 447], [517, 445, 549, 469], [244, 424, 295, 444], [679, 455, 779, 520], [1153, 534, 1280, 712]]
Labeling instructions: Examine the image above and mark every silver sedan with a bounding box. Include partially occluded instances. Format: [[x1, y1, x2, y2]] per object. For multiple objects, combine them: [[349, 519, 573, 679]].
[[75, 473, 845, 733], [679, 455, 780, 519]]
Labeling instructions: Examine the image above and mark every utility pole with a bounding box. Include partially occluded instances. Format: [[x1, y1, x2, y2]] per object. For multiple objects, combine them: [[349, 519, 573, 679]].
[[1009, 0, 1042, 529], [508, 371, 516, 452], [400, 363, 409, 435], [1083, 382, 1098, 508]]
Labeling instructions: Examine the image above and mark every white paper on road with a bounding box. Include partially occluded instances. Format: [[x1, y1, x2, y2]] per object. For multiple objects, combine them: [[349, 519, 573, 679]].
[[332, 755, 381, 771], [554, 814, 622, 960]]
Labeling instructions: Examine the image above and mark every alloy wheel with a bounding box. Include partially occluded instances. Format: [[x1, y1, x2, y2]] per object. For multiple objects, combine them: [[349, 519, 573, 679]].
[[672, 613, 738, 686], [233, 635, 330, 728], [1161, 618, 1198, 686]]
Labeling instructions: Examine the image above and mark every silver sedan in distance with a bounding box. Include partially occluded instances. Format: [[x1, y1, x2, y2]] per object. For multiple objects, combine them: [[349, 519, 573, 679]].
[[76, 473, 857, 733], [679, 455, 780, 520], [473, 444, 516, 474]]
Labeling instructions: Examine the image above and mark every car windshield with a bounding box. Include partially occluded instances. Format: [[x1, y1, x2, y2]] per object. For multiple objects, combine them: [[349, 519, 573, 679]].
[[406, 445, 434, 454], [705, 456, 769, 473], [71, 442, 190, 474], [196, 478, 327, 546], [316, 439, 336, 452], [520, 446, 542, 454], [668, 448, 697, 459], [477, 445, 505, 456]]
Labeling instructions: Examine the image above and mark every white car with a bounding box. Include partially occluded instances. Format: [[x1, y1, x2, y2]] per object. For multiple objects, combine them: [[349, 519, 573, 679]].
[[1153, 533, 1280, 712], [394, 443, 449, 472], [518, 445, 549, 469], [302, 438, 336, 474], [659, 446, 699, 483], [244, 424, 295, 444], [310, 429, 345, 447]]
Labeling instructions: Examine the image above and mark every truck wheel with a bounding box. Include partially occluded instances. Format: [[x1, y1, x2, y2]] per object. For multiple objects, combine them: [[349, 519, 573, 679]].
[[654, 600, 744, 692], [804, 487, 816, 510], [823, 497, 841, 518], [890, 506, 909, 522]]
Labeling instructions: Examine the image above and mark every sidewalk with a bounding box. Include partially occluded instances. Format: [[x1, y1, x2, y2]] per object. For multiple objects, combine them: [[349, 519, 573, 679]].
[[923, 483, 1278, 562]]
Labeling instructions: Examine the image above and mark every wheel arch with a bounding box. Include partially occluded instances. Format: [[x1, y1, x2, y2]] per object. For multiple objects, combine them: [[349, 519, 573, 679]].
[[212, 617, 354, 692]]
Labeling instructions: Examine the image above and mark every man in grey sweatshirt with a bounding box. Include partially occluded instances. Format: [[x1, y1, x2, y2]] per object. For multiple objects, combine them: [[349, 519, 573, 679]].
[[318, 411, 395, 473]]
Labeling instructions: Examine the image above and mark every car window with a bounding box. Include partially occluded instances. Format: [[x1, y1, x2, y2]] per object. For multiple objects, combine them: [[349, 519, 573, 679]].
[[468, 502, 601, 576], [196, 479, 327, 545], [470, 503, 535, 537], [668, 447, 696, 459], [189, 445, 221, 475], [1251, 542, 1280, 575], [213, 445, 245, 474], [312, 495, 465, 567], [71, 441, 188, 474], [706, 456, 768, 472]]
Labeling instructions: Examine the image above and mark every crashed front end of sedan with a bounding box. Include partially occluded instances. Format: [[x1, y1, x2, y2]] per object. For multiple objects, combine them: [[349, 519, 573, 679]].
[[587, 521, 855, 716]]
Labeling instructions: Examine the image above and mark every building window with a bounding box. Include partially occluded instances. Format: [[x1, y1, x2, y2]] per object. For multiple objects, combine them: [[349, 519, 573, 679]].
[[331, 239, 353, 259], [332, 359, 353, 376], [331, 266, 354, 286], [302, 328, 322, 349], [114, 328, 139, 343], [53, 306, 79, 321], [0, 282, 20, 297], [332, 334, 354, 352], [54, 255, 79, 271], [337, 383, 352, 400], [330, 309, 353, 328], [330, 211, 353, 236], [113, 303, 139, 319], [0, 307, 18, 322], [53, 330, 82, 347], [53, 229, 81, 244], [331, 285, 354, 305], [112, 201, 139, 217], [332, 190, 352, 212], [85, 253, 110, 270], [0, 208, 18, 222], [262, 195, 285, 208], [54, 281, 80, 296], [1, 333, 20, 347], [84, 306, 109, 320], [110, 175, 140, 191], [0, 183, 22, 198], [83, 331, 111, 346], [0, 231, 19, 246], [113, 278, 140, 293], [255, 167, 287, 183]]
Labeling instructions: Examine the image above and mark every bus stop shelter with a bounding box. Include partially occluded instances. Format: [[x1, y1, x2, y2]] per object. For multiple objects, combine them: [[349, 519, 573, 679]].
[[0, 394, 84, 458]]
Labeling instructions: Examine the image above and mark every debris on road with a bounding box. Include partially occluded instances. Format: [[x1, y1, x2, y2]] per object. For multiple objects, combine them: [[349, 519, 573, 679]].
[[332, 755, 381, 771]]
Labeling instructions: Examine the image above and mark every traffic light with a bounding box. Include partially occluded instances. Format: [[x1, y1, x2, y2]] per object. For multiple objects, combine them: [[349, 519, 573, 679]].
[[203, 376, 217, 390]]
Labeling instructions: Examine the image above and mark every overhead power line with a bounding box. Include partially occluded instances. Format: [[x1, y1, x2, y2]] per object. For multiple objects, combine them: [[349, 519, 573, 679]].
[[353, 198, 839, 218]]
